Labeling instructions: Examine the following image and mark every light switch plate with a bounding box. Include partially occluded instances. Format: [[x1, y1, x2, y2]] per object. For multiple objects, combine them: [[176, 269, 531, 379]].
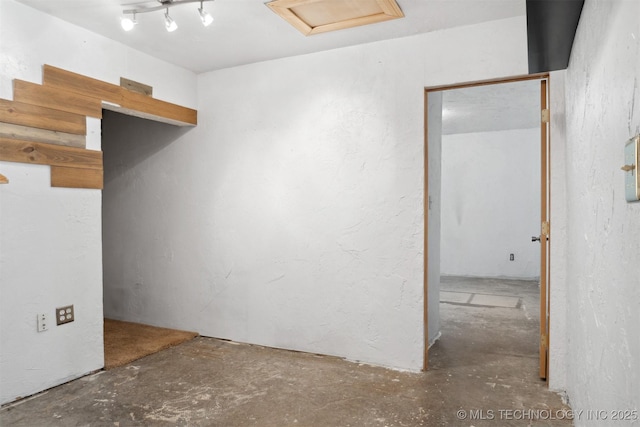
[[624, 135, 640, 203]]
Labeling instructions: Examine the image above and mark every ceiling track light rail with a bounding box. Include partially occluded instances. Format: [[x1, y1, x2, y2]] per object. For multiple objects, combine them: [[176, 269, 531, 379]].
[[121, 0, 214, 32]]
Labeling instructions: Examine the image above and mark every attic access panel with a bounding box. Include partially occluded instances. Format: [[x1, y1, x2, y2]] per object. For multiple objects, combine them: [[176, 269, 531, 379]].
[[267, 0, 404, 36]]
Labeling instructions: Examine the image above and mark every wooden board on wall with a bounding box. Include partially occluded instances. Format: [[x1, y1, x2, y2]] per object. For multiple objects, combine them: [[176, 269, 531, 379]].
[[0, 137, 102, 169], [43, 64, 197, 126], [51, 166, 103, 189], [2, 64, 198, 189], [0, 122, 85, 148], [120, 77, 153, 97], [43, 65, 122, 105], [0, 99, 86, 135], [13, 80, 103, 119]]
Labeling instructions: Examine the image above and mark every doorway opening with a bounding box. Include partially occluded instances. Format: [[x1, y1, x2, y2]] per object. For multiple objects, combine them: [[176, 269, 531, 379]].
[[100, 109, 196, 369], [423, 74, 550, 383]]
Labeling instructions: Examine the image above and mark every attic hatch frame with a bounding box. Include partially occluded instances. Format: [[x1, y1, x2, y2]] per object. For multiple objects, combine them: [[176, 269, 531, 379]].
[[267, 0, 404, 36], [0, 64, 197, 189]]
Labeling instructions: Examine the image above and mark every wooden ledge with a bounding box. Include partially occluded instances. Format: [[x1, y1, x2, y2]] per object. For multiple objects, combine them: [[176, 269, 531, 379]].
[[43, 65, 197, 126]]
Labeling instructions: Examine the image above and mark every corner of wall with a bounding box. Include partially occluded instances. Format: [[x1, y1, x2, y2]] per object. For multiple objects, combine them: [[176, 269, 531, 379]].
[[427, 91, 443, 344], [548, 69, 568, 392]]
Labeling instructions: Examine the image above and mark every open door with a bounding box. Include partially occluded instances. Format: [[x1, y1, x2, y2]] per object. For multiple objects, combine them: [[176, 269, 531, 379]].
[[538, 79, 551, 380], [424, 73, 551, 375]]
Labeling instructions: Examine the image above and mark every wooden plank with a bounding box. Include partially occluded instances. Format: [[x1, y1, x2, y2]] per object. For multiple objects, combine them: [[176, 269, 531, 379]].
[[376, 0, 403, 17], [0, 122, 85, 148], [13, 80, 102, 119], [0, 99, 86, 135], [310, 13, 398, 35], [0, 137, 102, 170], [43, 64, 121, 105], [43, 65, 196, 126], [51, 166, 103, 189], [102, 104, 194, 127], [120, 77, 153, 97], [120, 89, 197, 126], [267, 4, 313, 35]]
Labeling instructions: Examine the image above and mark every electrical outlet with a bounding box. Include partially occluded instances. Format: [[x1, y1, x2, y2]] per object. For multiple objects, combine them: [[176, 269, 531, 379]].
[[510, 253, 515, 261], [37, 313, 48, 332], [56, 305, 74, 325]]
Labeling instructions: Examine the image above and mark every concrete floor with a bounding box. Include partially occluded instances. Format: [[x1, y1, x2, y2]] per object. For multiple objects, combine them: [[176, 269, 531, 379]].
[[1, 277, 571, 426]]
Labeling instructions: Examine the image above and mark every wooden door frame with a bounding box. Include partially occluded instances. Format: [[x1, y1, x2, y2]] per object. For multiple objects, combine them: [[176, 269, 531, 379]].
[[423, 72, 550, 374]]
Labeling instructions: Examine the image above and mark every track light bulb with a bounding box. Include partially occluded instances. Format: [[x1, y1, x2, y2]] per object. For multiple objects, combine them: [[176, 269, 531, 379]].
[[164, 9, 177, 32], [121, 14, 137, 31], [198, 3, 213, 26]]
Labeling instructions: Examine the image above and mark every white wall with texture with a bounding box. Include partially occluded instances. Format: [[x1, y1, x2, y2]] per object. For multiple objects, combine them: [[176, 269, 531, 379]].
[[562, 0, 640, 421], [441, 128, 540, 279], [0, 0, 196, 405], [101, 16, 529, 371]]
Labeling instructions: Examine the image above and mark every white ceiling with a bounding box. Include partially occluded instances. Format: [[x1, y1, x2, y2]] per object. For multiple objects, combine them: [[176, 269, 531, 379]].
[[442, 79, 541, 135], [15, 0, 536, 133], [16, 0, 525, 74]]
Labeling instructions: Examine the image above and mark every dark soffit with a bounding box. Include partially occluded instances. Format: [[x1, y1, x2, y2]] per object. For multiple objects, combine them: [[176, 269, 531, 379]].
[[526, 0, 585, 74]]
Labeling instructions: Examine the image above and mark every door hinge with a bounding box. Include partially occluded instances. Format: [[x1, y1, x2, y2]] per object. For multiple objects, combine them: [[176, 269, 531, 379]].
[[540, 334, 548, 348], [541, 109, 550, 123], [541, 221, 550, 236]]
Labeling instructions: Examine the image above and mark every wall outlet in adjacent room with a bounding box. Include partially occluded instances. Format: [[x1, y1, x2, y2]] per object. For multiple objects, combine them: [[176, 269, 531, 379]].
[[36, 313, 48, 332], [56, 305, 74, 325]]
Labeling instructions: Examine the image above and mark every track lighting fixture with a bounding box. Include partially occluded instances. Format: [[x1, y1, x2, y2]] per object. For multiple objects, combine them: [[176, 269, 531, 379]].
[[198, 1, 214, 26], [121, 12, 137, 31], [164, 8, 178, 32], [121, 0, 215, 33]]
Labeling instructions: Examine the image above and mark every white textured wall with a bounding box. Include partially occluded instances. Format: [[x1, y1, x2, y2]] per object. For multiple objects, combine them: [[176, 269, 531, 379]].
[[548, 69, 568, 392], [0, 0, 196, 404], [563, 0, 640, 422], [441, 128, 540, 279], [102, 16, 528, 371]]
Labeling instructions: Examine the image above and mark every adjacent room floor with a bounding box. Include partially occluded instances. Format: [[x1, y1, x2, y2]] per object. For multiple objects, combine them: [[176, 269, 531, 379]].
[[0, 277, 571, 426]]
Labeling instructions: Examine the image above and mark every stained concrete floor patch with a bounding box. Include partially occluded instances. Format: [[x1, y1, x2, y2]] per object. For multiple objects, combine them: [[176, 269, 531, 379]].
[[0, 277, 568, 426], [471, 293, 521, 308], [440, 291, 473, 304]]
